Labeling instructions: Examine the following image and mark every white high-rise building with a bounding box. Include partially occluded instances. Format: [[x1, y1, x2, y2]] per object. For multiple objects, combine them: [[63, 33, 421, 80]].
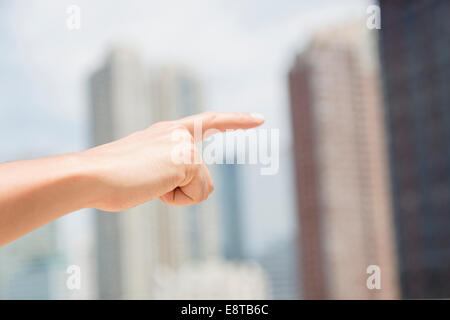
[[89, 49, 221, 298], [89, 47, 158, 299]]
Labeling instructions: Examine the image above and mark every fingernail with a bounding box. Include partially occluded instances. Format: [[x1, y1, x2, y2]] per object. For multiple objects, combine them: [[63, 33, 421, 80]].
[[250, 113, 265, 122]]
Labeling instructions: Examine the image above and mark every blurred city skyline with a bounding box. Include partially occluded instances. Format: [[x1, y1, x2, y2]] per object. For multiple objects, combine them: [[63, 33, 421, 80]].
[[0, 0, 371, 269], [5, 0, 449, 301], [0, 0, 370, 158], [4, 0, 365, 299]]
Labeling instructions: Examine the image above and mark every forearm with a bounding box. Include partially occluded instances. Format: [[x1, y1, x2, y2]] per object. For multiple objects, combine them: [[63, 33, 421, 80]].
[[0, 153, 99, 246]]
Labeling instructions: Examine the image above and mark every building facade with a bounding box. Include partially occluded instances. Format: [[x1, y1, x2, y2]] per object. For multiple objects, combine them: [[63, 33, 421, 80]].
[[379, 0, 450, 299], [89, 49, 221, 298], [89, 47, 157, 299]]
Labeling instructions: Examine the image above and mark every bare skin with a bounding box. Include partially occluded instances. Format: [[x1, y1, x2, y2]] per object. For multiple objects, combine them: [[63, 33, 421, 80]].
[[0, 111, 264, 246]]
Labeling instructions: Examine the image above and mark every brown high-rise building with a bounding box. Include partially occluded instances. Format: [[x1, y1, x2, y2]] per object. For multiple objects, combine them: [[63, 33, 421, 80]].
[[288, 23, 399, 299]]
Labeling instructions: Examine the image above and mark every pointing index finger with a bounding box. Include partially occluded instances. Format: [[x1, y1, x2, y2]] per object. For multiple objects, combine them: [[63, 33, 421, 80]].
[[176, 112, 265, 137]]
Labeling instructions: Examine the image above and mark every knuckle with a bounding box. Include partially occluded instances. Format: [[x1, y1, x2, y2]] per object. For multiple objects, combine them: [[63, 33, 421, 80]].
[[175, 165, 187, 184], [172, 123, 187, 131], [203, 111, 217, 124], [192, 162, 202, 173], [171, 124, 189, 136], [239, 112, 248, 121], [186, 163, 201, 178]]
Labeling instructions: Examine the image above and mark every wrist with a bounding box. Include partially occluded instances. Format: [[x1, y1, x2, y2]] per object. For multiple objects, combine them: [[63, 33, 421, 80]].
[[62, 152, 104, 210]]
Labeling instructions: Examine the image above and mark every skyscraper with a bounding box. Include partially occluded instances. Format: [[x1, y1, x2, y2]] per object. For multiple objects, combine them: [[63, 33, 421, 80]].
[[217, 162, 245, 261], [379, 0, 450, 299], [89, 47, 157, 299], [288, 22, 399, 299], [150, 66, 221, 268], [89, 50, 221, 298]]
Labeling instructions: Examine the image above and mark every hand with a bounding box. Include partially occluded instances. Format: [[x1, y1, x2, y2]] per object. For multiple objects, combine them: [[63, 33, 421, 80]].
[[80, 112, 264, 211], [0, 111, 264, 245]]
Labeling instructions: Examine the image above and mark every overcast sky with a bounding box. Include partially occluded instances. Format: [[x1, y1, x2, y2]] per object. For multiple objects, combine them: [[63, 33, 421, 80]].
[[0, 0, 369, 158]]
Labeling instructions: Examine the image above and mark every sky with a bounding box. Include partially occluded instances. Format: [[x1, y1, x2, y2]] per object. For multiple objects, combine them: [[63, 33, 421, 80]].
[[0, 0, 371, 258], [0, 0, 369, 157]]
